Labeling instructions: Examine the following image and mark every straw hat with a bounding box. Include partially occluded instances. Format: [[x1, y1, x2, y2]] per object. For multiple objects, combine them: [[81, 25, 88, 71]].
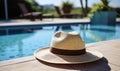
[[34, 31, 103, 64]]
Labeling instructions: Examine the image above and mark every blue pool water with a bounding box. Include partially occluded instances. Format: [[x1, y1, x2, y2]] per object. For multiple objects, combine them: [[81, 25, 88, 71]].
[[0, 24, 120, 61]]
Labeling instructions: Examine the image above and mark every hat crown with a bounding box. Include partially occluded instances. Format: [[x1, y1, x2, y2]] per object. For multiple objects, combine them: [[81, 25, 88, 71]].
[[51, 31, 85, 50]]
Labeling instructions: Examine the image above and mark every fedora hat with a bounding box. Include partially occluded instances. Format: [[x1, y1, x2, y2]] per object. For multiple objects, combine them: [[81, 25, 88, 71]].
[[34, 31, 103, 64]]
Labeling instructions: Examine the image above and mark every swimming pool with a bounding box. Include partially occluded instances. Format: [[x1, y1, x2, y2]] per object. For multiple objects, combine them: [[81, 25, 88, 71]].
[[0, 24, 120, 61]]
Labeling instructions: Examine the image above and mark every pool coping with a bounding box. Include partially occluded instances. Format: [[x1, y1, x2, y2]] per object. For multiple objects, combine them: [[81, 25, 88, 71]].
[[0, 18, 90, 30], [0, 18, 120, 30], [0, 56, 35, 67]]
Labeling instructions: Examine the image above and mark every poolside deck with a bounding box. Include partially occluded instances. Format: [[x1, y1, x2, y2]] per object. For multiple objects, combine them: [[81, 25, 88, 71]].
[[0, 18, 120, 28], [0, 39, 120, 71], [0, 18, 90, 26]]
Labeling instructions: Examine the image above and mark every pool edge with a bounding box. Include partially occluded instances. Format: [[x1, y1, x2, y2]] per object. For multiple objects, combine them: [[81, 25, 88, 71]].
[[0, 56, 35, 67]]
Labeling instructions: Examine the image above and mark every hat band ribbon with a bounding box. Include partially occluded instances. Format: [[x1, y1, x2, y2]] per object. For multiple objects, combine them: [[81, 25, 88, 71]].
[[51, 48, 86, 55]]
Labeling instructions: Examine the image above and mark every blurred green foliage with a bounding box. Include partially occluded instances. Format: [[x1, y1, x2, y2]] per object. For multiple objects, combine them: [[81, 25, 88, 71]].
[[61, 1, 74, 9], [88, 0, 115, 18], [91, 0, 114, 13]]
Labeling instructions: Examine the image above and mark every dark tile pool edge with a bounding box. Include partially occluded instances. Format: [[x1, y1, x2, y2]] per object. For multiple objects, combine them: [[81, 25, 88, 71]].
[[116, 21, 120, 24], [0, 21, 89, 35]]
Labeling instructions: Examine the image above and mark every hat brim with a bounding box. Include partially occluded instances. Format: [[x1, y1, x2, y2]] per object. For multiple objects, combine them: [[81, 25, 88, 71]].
[[34, 47, 103, 64]]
